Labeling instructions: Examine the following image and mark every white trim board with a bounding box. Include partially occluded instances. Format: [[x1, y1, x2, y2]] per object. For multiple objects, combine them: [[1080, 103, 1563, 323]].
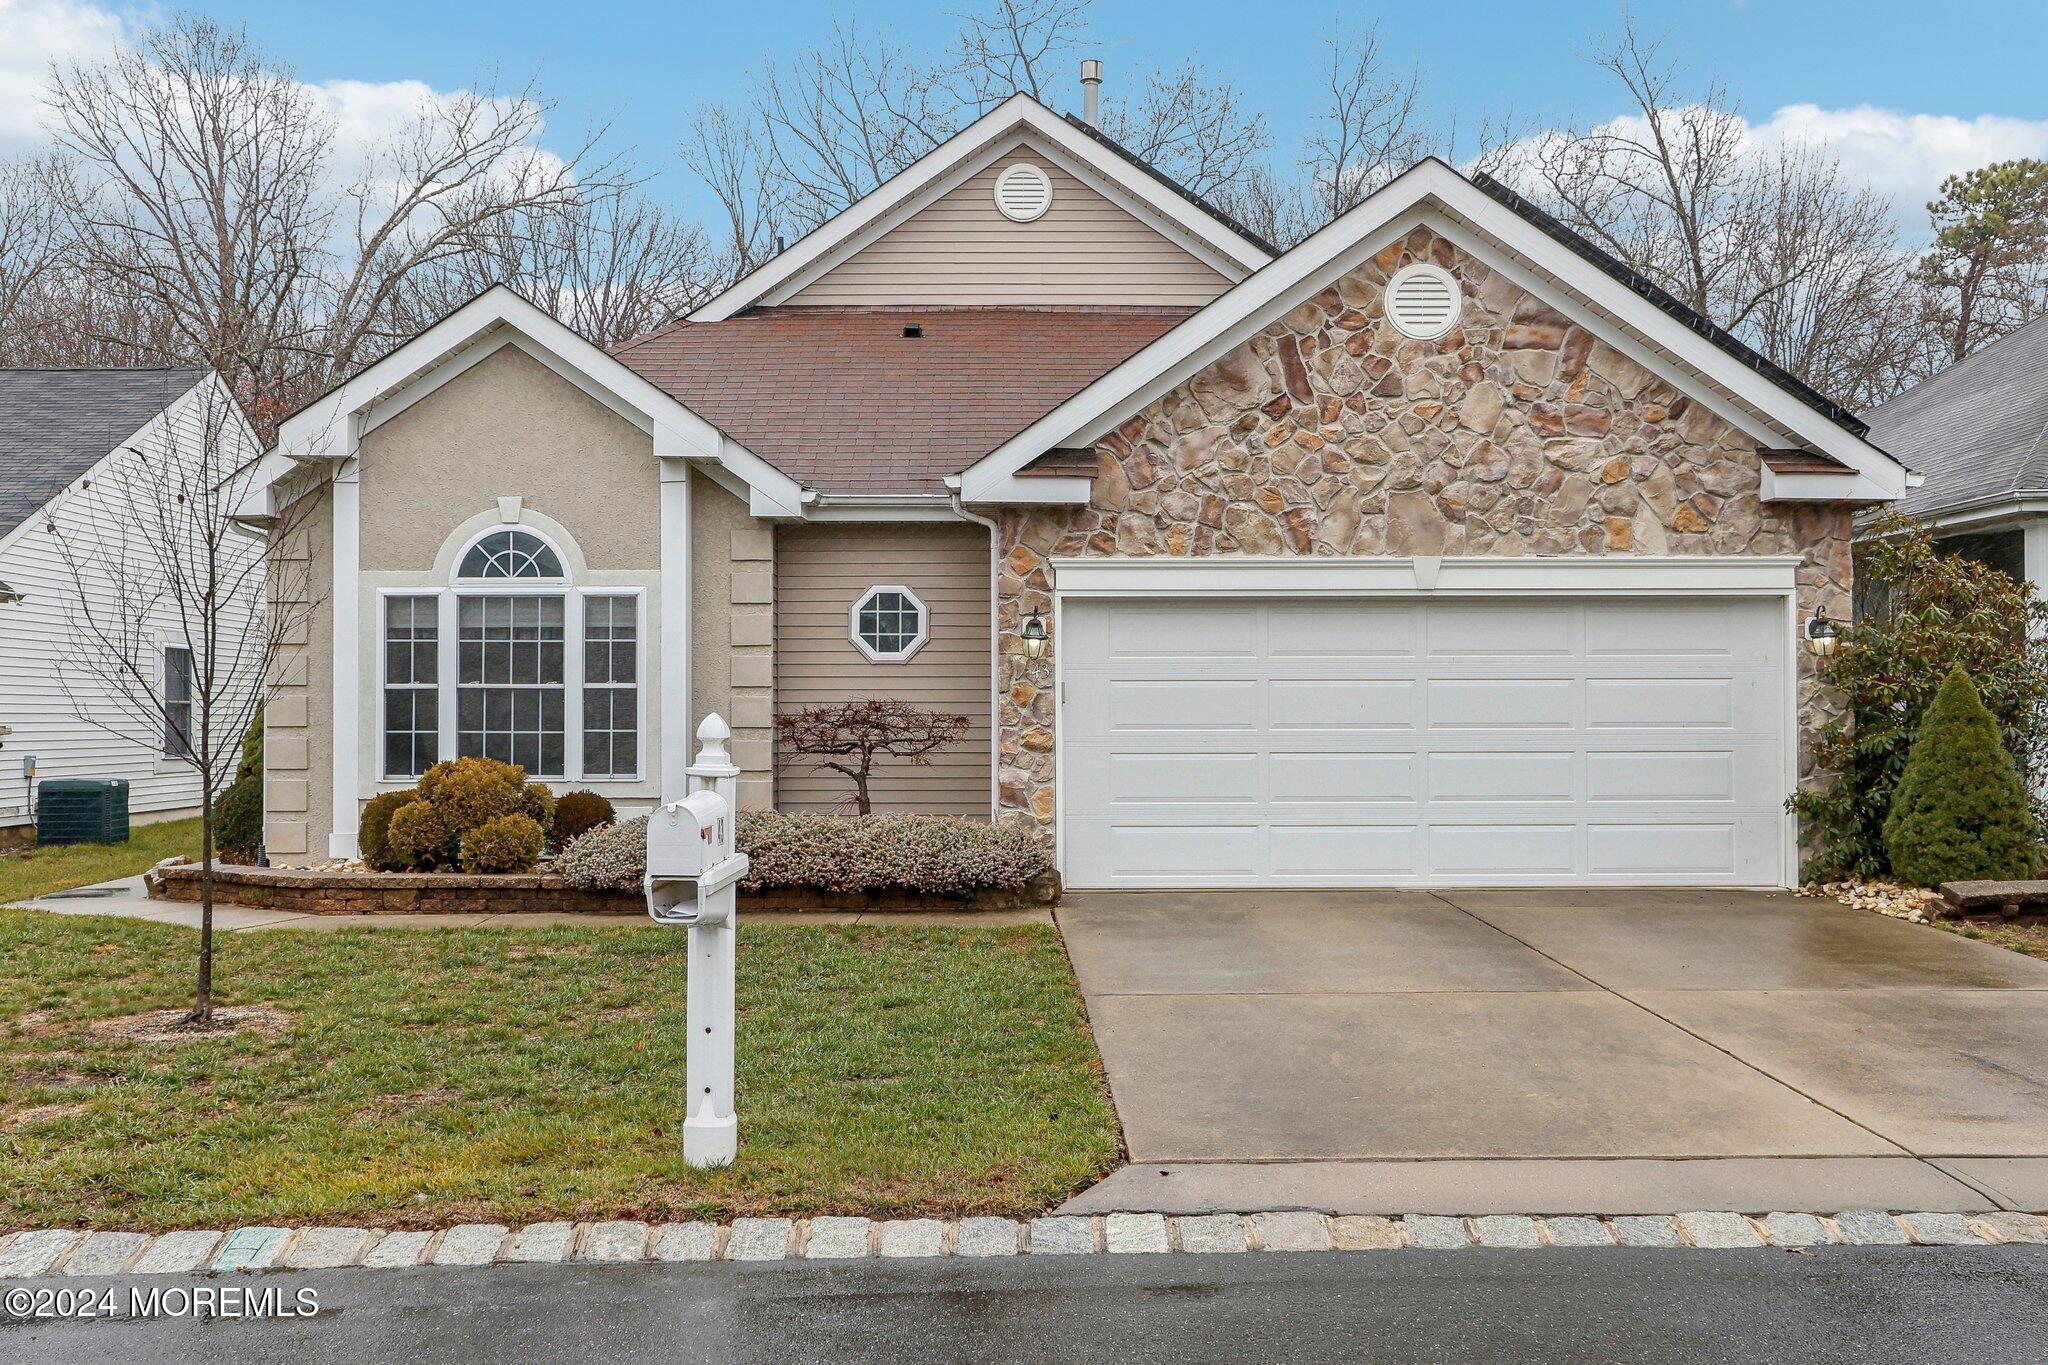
[[1047, 554, 1806, 598], [270, 286, 806, 518], [689, 94, 1273, 322], [960, 158, 1908, 507]]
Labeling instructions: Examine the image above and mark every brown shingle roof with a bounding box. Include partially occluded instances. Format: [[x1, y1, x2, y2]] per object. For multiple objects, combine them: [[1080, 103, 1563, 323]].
[[612, 306, 1192, 494]]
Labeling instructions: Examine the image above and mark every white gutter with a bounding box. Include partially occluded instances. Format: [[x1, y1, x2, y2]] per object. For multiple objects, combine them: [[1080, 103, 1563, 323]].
[[950, 479, 1005, 822]]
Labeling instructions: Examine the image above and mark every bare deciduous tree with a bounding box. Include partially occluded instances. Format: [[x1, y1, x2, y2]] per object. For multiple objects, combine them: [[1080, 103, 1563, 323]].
[[47, 381, 326, 1026], [1300, 22, 1428, 223], [0, 157, 70, 353], [776, 700, 970, 816]]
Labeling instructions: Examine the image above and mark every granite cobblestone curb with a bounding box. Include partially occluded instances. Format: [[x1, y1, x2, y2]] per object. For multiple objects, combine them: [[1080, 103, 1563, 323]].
[[3, 1210, 2042, 1277]]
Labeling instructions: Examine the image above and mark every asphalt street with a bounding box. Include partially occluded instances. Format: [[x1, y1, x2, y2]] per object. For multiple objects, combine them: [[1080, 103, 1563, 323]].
[[6, 1247, 2048, 1363]]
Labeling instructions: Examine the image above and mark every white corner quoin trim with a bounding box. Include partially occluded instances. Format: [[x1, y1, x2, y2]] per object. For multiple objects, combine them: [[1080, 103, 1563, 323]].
[[688, 93, 1274, 322], [269, 285, 805, 518], [1047, 554, 1805, 599], [959, 159, 1909, 508]]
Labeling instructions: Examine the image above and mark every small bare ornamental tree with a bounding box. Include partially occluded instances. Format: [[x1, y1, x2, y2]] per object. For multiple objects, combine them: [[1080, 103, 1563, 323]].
[[776, 700, 969, 816], [50, 378, 326, 1027]]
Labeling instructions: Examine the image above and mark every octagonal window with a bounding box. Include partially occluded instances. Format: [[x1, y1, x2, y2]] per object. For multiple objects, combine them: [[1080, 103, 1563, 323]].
[[851, 585, 928, 662]]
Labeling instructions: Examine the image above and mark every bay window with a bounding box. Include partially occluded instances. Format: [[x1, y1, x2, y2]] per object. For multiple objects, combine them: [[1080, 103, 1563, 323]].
[[379, 527, 642, 782]]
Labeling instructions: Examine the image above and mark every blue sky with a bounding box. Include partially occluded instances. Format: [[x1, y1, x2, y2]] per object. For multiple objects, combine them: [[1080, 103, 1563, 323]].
[[5, 0, 2046, 230]]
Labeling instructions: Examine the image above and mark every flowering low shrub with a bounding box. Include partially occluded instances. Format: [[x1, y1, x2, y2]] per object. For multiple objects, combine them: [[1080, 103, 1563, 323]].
[[556, 811, 1053, 896]]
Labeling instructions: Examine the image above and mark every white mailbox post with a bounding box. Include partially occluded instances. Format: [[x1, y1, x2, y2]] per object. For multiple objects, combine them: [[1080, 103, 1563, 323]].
[[645, 714, 749, 1168]]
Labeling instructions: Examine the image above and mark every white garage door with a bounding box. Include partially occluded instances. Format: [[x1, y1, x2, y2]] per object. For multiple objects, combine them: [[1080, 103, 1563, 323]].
[[1060, 596, 1790, 888]]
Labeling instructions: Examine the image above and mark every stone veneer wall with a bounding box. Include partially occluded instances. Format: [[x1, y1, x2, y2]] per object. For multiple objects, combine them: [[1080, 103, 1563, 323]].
[[994, 227, 1851, 837]]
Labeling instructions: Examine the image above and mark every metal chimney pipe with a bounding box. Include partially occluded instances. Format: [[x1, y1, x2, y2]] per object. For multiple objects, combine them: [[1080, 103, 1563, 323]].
[[1080, 59, 1102, 126]]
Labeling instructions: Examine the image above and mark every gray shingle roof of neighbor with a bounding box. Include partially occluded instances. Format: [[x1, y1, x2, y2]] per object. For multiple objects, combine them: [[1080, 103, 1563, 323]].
[[0, 367, 208, 539], [1863, 314, 2048, 519]]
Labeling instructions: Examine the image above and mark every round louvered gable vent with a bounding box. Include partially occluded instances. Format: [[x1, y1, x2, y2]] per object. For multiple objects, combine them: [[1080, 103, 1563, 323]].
[[1385, 263, 1462, 340], [994, 163, 1054, 222]]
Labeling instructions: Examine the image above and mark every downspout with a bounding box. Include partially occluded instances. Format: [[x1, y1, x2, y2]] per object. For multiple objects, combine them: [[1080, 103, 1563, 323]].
[[947, 477, 1003, 822]]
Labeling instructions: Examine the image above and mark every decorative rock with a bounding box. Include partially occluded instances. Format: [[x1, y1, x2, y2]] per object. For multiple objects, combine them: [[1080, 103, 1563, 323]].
[[1104, 1212, 1170, 1254], [1676, 1212, 1763, 1249], [431, 1224, 508, 1267], [282, 1227, 373, 1270], [0, 1230, 79, 1278], [361, 1230, 434, 1268], [652, 1223, 718, 1262], [1028, 1217, 1096, 1255], [1831, 1211, 1909, 1246], [503, 1222, 575, 1264], [1540, 1217, 1613, 1248], [1402, 1216, 1469, 1249], [1250, 1211, 1331, 1252], [131, 1231, 224, 1274], [1613, 1216, 1682, 1248], [954, 1217, 1021, 1258], [803, 1217, 873, 1259], [581, 1221, 651, 1262], [879, 1219, 946, 1258], [1472, 1216, 1543, 1249], [1757, 1212, 1831, 1248], [1898, 1212, 1983, 1246], [213, 1226, 292, 1272], [725, 1218, 794, 1261], [61, 1231, 149, 1276], [1973, 1213, 2048, 1245], [1175, 1214, 1249, 1254], [1329, 1216, 1404, 1251]]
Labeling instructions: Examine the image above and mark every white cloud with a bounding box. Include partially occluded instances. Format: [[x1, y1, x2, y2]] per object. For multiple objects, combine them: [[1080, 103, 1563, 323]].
[[0, 0, 126, 154], [1749, 104, 2048, 208]]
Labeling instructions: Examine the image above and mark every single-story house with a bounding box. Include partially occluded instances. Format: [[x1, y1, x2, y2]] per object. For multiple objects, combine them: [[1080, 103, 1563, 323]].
[[0, 367, 263, 843], [1861, 313, 2048, 590], [247, 89, 1910, 889]]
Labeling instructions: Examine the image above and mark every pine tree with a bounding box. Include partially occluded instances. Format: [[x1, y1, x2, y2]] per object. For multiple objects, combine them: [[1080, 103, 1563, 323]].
[[1883, 667, 2038, 887]]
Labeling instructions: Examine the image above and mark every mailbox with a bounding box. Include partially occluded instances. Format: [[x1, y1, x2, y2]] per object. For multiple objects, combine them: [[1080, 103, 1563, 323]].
[[644, 790, 745, 926]]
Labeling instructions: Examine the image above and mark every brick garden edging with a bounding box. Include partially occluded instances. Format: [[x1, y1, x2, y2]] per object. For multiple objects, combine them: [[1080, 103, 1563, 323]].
[[5, 1209, 2044, 1277], [144, 864, 1058, 916]]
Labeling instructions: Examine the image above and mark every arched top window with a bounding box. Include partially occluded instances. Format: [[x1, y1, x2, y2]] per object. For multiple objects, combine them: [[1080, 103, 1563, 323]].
[[457, 528, 564, 581]]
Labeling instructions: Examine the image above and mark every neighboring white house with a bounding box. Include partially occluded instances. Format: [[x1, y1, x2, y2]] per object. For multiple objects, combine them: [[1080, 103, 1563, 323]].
[[1861, 313, 2048, 591], [0, 367, 264, 841]]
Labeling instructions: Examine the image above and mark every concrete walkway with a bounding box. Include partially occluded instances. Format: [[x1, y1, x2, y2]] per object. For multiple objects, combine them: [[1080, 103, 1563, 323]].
[[17, 876, 1051, 930], [1057, 889, 2048, 1215]]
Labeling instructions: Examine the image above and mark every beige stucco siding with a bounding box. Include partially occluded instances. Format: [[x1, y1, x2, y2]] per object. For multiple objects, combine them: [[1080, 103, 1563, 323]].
[[359, 344, 658, 574], [775, 522, 993, 815], [691, 472, 776, 809], [787, 146, 1232, 308], [263, 487, 331, 861]]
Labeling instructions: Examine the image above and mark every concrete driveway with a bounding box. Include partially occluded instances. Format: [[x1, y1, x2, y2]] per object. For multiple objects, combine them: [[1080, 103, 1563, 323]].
[[1056, 889, 2048, 1216]]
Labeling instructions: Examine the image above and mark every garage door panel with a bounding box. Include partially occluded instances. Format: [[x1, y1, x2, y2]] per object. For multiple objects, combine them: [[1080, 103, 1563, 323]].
[[1269, 678, 1418, 729], [1430, 751, 1575, 802], [1430, 824, 1578, 877], [1061, 596, 1789, 888], [1268, 824, 1422, 875], [1426, 678, 1576, 729], [1585, 677, 1735, 729], [1268, 602, 1419, 656], [1269, 751, 1418, 803], [1427, 603, 1574, 656]]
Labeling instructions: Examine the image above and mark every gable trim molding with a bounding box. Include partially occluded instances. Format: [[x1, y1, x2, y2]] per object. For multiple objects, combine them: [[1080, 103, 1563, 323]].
[[958, 159, 1910, 507], [688, 94, 1274, 322]]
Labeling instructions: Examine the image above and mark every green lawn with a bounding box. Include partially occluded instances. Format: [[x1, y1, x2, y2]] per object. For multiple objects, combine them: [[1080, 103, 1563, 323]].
[[0, 909, 1119, 1230], [0, 818, 202, 906]]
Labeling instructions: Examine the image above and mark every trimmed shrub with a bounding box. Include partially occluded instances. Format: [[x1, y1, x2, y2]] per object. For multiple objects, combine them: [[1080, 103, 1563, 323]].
[[359, 789, 420, 870], [1883, 667, 2038, 888], [431, 758, 525, 832], [553, 790, 617, 847], [517, 782, 556, 840], [559, 815, 647, 889], [214, 772, 264, 865], [460, 812, 546, 874], [384, 800, 453, 871], [555, 810, 1054, 896]]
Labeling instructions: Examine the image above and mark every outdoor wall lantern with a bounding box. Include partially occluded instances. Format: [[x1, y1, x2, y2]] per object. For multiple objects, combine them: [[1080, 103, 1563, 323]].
[[1805, 609, 1841, 658], [1020, 612, 1049, 661]]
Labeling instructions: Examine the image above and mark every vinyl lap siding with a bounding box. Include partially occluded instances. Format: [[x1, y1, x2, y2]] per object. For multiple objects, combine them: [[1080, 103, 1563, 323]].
[[786, 147, 1231, 307], [774, 522, 993, 816]]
